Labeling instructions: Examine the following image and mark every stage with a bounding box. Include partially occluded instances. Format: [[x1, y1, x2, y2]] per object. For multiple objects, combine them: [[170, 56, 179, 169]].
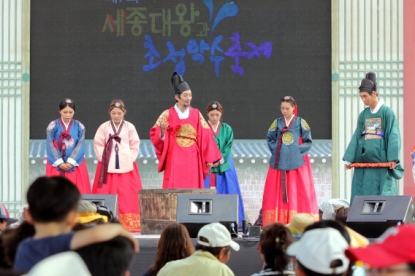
[[130, 234, 262, 275]]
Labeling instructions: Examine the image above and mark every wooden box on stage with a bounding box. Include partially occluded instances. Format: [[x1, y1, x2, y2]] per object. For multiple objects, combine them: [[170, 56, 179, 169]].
[[140, 189, 216, 234]]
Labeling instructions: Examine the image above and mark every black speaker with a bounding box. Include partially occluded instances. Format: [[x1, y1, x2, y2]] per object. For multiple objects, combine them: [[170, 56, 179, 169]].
[[176, 194, 239, 238], [346, 195, 415, 238]]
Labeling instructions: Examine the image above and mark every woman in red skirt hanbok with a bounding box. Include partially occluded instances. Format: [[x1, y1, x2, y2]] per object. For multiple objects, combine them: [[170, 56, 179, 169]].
[[92, 100, 142, 232], [261, 96, 318, 227], [45, 98, 91, 194]]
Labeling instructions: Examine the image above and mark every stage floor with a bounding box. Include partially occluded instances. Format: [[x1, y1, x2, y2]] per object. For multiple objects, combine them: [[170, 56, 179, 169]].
[[130, 234, 262, 275]]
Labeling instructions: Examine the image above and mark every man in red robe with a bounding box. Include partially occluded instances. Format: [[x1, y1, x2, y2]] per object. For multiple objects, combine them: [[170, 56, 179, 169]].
[[150, 72, 222, 189]]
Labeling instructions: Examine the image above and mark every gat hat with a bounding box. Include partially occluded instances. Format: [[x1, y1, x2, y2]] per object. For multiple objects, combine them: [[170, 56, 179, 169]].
[[365, 72, 377, 90], [171, 72, 190, 95], [359, 72, 377, 92], [345, 225, 415, 268], [0, 203, 18, 225], [197, 222, 240, 251], [287, 228, 350, 275], [286, 213, 315, 234], [319, 199, 350, 221], [27, 252, 91, 276]]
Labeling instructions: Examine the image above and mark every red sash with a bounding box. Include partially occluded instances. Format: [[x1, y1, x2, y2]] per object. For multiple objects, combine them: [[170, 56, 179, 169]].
[[58, 119, 73, 176]]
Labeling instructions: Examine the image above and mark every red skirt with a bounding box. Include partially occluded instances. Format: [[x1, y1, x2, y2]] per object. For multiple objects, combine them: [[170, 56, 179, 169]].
[[45, 159, 91, 194], [261, 155, 318, 226], [92, 162, 142, 232]]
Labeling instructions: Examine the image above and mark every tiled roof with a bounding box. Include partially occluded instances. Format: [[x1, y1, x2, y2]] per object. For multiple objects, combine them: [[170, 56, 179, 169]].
[[30, 139, 331, 164]]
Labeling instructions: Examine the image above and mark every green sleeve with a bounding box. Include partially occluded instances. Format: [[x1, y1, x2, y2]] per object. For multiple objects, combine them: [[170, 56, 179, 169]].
[[343, 113, 364, 162], [220, 123, 233, 162], [383, 107, 401, 162]]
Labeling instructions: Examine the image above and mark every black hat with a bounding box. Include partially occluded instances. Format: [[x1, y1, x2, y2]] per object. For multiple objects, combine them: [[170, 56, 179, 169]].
[[0, 203, 18, 225], [359, 72, 377, 92], [171, 72, 190, 95], [365, 72, 377, 90]]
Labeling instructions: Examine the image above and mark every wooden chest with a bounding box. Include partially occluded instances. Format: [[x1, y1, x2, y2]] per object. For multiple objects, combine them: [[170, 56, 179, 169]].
[[139, 188, 216, 234]]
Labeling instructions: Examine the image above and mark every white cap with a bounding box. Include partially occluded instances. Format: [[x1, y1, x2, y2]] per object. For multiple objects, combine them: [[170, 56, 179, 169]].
[[319, 198, 350, 220], [287, 228, 349, 275], [197, 223, 240, 251], [27, 252, 91, 276]]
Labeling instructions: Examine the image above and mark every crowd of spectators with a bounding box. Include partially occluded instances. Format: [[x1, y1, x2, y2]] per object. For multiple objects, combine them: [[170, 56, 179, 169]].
[[1, 179, 415, 276]]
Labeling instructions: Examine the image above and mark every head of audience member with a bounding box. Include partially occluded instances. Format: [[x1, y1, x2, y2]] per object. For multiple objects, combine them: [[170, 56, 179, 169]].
[[75, 236, 134, 276], [25, 176, 81, 232], [288, 227, 350, 276], [171, 72, 191, 106], [318, 200, 369, 248], [346, 225, 415, 276], [0, 204, 18, 233], [148, 223, 194, 276], [1, 221, 35, 267], [10, 205, 29, 229], [319, 199, 350, 222], [304, 220, 351, 246], [304, 220, 355, 276], [286, 213, 315, 235], [259, 223, 293, 274], [73, 201, 108, 230], [28, 251, 90, 276], [195, 223, 240, 264]]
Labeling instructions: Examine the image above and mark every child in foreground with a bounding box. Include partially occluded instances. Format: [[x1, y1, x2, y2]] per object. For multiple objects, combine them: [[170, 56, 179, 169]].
[[13, 176, 138, 272]]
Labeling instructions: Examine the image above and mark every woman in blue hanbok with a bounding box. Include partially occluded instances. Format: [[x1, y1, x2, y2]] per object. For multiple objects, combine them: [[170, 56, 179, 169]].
[[45, 98, 91, 193]]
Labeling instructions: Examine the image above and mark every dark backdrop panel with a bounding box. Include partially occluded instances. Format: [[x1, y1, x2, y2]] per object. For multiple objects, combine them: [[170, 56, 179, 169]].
[[30, 0, 331, 139]]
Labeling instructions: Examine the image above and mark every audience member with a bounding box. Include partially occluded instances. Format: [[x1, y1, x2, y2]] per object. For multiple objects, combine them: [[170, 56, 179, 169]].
[[73, 200, 108, 231], [10, 204, 28, 229], [143, 222, 194, 276], [286, 213, 314, 236], [76, 236, 134, 276], [157, 222, 239, 276], [346, 225, 415, 276], [287, 228, 350, 276], [27, 251, 91, 276], [319, 199, 350, 221], [13, 176, 138, 272], [318, 199, 369, 247], [0, 204, 18, 233], [304, 220, 351, 244], [252, 223, 294, 276], [1, 221, 35, 267]]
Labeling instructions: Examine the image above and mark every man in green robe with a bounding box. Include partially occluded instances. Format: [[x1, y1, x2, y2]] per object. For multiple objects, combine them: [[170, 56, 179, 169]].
[[343, 72, 403, 203]]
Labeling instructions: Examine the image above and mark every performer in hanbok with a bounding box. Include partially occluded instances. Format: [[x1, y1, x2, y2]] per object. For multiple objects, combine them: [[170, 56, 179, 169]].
[[45, 98, 91, 193], [203, 101, 246, 224], [261, 96, 318, 227], [92, 100, 142, 232], [343, 72, 403, 203], [150, 72, 222, 189]]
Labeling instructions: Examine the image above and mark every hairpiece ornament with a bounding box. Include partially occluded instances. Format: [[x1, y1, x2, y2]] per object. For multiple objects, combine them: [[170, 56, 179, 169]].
[[275, 237, 280, 243], [212, 103, 218, 109], [114, 102, 121, 107], [65, 99, 72, 103], [284, 96, 290, 100]]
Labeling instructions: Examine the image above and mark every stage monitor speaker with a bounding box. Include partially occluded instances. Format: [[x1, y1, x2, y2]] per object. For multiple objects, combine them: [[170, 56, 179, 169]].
[[81, 194, 118, 218], [176, 194, 238, 238], [346, 195, 415, 238]]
